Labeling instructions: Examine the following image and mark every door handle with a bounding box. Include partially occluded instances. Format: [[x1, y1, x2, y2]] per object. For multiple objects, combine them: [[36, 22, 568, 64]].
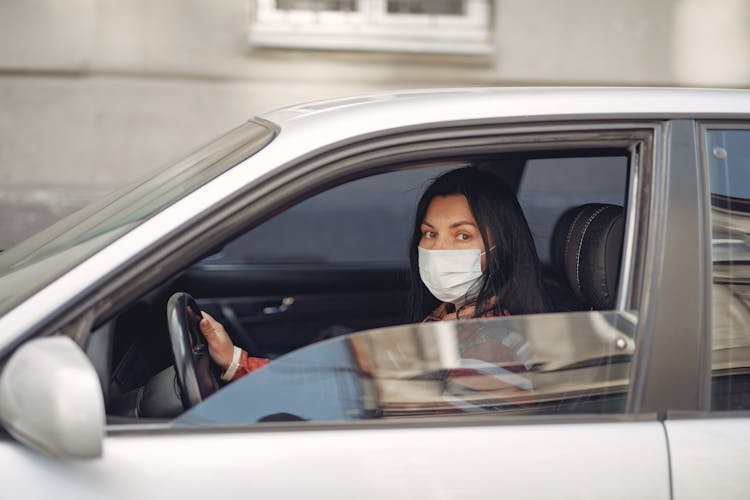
[[263, 297, 295, 315]]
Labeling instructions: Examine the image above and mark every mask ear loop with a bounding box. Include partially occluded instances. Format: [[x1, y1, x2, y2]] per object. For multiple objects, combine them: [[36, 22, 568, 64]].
[[480, 245, 497, 257]]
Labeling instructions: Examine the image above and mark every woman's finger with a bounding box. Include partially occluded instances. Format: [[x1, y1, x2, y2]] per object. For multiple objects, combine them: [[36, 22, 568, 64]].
[[199, 312, 226, 340], [199, 311, 235, 368]]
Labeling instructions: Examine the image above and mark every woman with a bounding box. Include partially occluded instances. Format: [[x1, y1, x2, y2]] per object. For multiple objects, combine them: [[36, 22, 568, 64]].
[[199, 166, 550, 381], [408, 166, 550, 322]]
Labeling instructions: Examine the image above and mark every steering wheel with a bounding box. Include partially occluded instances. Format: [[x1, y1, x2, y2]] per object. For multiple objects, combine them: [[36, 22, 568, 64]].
[[166, 292, 219, 409]]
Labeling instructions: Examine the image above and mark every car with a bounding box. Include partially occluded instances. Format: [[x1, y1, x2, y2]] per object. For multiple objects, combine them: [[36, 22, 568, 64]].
[[1, 87, 750, 499]]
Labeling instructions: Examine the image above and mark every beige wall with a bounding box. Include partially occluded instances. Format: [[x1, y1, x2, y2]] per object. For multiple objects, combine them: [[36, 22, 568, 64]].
[[1, 0, 749, 247]]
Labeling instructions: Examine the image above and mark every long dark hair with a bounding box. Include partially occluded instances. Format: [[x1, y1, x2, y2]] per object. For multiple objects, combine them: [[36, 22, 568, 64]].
[[407, 167, 551, 321]]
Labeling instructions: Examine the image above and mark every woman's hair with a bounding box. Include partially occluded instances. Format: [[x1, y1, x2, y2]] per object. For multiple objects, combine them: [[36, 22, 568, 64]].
[[407, 166, 551, 321]]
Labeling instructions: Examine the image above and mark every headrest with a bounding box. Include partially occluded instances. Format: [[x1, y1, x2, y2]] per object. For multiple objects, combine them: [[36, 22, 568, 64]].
[[551, 204, 624, 310]]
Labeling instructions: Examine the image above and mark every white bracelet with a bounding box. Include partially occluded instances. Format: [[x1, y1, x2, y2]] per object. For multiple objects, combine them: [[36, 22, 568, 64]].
[[221, 346, 242, 381]]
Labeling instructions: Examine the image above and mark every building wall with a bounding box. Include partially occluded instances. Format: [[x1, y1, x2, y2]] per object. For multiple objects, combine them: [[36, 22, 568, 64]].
[[1, 0, 748, 248]]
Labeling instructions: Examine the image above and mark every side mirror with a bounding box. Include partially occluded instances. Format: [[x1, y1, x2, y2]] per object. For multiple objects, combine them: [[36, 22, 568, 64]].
[[0, 336, 104, 459]]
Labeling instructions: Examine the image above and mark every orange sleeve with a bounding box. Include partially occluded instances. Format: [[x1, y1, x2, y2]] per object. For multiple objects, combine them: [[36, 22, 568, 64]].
[[230, 350, 270, 381]]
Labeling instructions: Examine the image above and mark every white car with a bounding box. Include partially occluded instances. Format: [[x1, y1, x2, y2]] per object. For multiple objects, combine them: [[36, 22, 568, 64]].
[[1, 88, 749, 499]]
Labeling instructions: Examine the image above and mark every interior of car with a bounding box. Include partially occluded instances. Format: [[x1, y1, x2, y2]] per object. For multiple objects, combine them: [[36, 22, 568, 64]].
[[96, 147, 631, 422]]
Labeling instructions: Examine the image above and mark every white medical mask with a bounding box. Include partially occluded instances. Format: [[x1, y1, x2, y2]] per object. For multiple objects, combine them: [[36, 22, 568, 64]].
[[418, 246, 485, 305]]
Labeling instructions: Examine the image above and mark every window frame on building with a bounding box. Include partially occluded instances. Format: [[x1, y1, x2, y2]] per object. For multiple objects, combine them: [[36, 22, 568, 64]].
[[249, 0, 494, 55]]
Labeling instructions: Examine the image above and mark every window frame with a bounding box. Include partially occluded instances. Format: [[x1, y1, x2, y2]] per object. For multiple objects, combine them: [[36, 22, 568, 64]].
[[249, 0, 494, 55], [84, 121, 660, 434]]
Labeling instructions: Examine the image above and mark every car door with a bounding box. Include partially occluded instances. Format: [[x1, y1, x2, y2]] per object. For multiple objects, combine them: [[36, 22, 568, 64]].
[[665, 124, 750, 500], [1, 116, 674, 499], [4, 313, 672, 500]]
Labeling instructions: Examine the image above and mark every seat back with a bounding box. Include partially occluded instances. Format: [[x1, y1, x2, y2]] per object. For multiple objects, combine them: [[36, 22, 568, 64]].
[[550, 204, 625, 310]]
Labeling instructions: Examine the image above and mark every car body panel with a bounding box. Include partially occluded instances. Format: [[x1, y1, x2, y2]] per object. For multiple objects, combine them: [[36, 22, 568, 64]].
[[0, 421, 669, 500], [261, 87, 750, 134], [666, 417, 750, 500]]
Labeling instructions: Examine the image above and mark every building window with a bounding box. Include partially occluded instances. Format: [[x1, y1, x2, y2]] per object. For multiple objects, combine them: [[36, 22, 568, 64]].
[[249, 0, 493, 55]]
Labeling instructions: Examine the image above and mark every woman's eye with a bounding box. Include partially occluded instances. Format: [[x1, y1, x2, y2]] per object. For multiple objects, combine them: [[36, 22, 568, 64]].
[[457, 233, 470, 241], [423, 230, 436, 239]]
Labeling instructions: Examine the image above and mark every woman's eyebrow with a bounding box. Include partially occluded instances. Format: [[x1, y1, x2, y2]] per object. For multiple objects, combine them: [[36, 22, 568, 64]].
[[450, 220, 478, 228], [421, 220, 477, 228]]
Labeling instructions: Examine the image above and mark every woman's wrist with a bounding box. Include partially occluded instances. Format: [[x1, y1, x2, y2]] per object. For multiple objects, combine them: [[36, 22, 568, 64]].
[[220, 346, 243, 381]]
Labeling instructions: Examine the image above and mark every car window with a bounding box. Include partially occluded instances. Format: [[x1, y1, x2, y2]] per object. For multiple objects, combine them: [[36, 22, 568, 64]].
[[175, 311, 636, 425], [705, 127, 750, 411], [204, 155, 629, 267]]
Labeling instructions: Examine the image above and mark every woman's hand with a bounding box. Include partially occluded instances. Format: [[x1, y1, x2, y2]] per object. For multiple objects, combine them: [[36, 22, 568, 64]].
[[199, 311, 235, 370]]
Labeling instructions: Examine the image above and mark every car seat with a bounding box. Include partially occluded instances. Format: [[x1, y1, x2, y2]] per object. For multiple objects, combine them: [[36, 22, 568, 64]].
[[549, 203, 625, 311]]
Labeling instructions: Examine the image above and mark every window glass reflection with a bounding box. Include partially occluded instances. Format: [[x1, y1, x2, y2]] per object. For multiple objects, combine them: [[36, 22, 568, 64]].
[[176, 311, 635, 425], [706, 128, 750, 411]]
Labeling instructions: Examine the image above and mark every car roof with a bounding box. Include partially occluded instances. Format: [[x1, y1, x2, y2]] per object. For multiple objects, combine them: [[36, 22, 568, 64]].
[[258, 87, 750, 136]]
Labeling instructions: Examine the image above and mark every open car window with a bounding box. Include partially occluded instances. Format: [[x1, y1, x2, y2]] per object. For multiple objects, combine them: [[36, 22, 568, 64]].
[[175, 311, 636, 425], [206, 165, 459, 266], [199, 155, 628, 268]]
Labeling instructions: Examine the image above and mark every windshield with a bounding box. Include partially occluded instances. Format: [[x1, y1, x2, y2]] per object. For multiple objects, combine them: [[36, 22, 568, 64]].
[[175, 311, 636, 426], [0, 121, 274, 314]]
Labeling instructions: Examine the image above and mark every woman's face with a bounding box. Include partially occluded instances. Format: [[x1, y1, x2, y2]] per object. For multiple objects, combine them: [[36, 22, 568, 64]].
[[419, 194, 488, 271]]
